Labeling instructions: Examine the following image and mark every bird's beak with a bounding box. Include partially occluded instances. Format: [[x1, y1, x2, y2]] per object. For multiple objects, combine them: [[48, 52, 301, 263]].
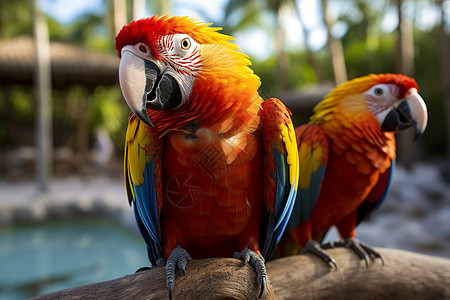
[[381, 88, 428, 140], [118, 49, 182, 126]]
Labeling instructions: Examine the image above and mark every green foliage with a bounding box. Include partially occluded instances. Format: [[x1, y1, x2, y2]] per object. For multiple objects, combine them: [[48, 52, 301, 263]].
[[89, 86, 129, 153], [10, 87, 34, 121], [414, 27, 447, 155], [344, 32, 397, 78], [50, 85, 128, 153], [253, 50, 330, 97], [0, 86, 35, 147], [252, 56, 277, 96], [0, 0, 33, 39]]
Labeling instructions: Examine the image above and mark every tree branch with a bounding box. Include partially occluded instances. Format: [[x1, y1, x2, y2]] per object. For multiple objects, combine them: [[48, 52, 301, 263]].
[[30, 248, 450, 300], [268, 248, 450, 299]]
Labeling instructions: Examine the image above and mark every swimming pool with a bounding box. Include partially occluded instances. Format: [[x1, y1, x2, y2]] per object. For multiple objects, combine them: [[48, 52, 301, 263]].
[[0, 220, 149, 299]]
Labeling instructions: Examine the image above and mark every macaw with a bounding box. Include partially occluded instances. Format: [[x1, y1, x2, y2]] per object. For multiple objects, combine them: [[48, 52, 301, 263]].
[[115, 15, 298, 298], [275, 74, 427, 267]]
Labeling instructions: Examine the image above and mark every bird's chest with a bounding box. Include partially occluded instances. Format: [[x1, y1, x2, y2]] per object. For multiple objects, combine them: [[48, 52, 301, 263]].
[[316, 150, 382, 220], [160, 127, 263, 235]]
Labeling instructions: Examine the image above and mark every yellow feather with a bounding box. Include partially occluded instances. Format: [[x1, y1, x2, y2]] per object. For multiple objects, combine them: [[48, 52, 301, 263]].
[[281, 122, 299, 189], [310, 75, 381, 125]]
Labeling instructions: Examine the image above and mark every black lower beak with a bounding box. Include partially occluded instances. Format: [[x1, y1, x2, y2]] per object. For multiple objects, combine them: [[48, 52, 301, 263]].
[[381, 101, 420, 139], [144, 61, 182, 111]]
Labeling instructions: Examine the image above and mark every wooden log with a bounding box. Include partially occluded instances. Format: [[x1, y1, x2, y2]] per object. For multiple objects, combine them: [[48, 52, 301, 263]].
[[30, 248, 450, 300], [29, 257, 274, 300], [268, 247, 450, 299]]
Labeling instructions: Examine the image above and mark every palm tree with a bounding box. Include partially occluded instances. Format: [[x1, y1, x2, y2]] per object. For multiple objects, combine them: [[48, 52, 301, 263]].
[[294, 0, 325, 82], [396, 0, 415, 168], [223, 0, 295, 92], [33, 0, 53, 192], [321, 0, 347, 84]]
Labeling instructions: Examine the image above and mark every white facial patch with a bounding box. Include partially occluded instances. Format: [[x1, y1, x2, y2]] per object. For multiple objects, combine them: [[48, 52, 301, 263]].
[[157, 34, 203, 109]]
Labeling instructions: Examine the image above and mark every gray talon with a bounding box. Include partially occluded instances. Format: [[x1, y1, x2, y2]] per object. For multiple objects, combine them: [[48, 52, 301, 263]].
[[168, 282, 173, 300], [301, 240, 338, 269], [234, 248, 267, 298], [258, 276, 266, 299], [165, 246, 192, 300], [330, 238, 384, 267]]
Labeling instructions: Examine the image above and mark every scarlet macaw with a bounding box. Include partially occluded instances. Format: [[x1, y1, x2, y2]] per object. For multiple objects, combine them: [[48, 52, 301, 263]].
[[276, 74, 427, 266], [115, 16, 298, 298]]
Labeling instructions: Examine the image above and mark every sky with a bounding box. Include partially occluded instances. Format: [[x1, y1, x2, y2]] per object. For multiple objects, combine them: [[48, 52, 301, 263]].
[[37, 0, 327, 59], [38, 0, 447, 60]]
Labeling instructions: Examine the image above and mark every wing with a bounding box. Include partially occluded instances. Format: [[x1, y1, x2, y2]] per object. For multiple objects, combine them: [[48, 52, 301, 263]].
[[357, 159, 395, 224], [124, 115, 164, 265], [260, 98, 299, 260], [287, 124, 329, 229]]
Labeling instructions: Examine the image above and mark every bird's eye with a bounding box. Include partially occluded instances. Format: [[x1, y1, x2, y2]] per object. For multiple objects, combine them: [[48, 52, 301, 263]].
[[374, 87, 384, 96], [181, 38, 191, 50], [139, 45, 147, 53]]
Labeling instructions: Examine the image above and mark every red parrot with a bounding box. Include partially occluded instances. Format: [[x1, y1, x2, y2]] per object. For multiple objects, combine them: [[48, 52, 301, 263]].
[[115, 15, 298, 298], [276, 74, 427, 266]]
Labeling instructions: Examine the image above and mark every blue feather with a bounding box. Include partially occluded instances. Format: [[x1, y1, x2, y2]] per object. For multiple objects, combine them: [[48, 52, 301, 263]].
[[375, 159, 395, 210], [301, 165, 326, 220], [133, 158, 159, 244], [288, 161, 326, 228], [274, 147, 287, 217], [262, 146, 298, 259], [273, 147, 297, 238]]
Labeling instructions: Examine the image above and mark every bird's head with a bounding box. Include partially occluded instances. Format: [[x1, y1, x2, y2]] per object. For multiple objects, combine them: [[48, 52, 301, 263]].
[[115, 15, 260, 129], [313, 73, 428, 140]]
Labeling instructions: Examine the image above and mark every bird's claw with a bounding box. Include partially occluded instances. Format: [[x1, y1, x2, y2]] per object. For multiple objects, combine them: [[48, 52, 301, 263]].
[[166, 246, 192, 300], [233, 248, 267, 299], [301, 240, 338, 269], [328, 238, 384, 267]]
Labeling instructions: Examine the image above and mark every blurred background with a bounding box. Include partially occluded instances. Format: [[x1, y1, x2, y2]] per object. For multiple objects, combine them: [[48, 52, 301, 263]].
[[0, 0, 449, 299]]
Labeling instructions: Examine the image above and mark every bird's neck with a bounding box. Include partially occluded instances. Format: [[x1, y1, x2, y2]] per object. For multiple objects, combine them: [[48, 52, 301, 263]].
[[147, 83, 262, 137]]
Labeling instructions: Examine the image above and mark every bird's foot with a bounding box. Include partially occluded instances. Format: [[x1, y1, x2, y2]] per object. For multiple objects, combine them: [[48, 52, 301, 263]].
[[300, 240, 338, 269], [323, 238, 384, 267], [233, 248, 266, 299], [166, 245, 192, 300]]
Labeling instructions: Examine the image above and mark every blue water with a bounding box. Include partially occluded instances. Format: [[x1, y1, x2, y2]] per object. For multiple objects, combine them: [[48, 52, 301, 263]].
[[0, 220, 150, 299]]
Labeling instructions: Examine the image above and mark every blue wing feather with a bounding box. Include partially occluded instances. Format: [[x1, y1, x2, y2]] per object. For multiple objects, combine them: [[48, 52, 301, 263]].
[[274, 148, 287, 217], [288, 161, 326, 228], [133, 159, 159, 242], [301, 164, 326, 221], [131, 157, 163, 265], [287, 125, 329, 229], [262, 146, 298, 259], [375, 159, 394, 210], [124, 118, 163, 266]]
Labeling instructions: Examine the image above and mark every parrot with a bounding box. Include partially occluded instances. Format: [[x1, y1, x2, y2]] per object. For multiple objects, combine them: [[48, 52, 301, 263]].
[[275, 73, 428, 267], [114, 15, 298, 298]]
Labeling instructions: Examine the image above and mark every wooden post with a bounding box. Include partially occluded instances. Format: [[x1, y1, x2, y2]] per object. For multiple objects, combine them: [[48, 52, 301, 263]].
[[396, 0, 416, 169], [321, 0, 347, 85], [33, 0, 52, 193], [113, 0, 127, 35]]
